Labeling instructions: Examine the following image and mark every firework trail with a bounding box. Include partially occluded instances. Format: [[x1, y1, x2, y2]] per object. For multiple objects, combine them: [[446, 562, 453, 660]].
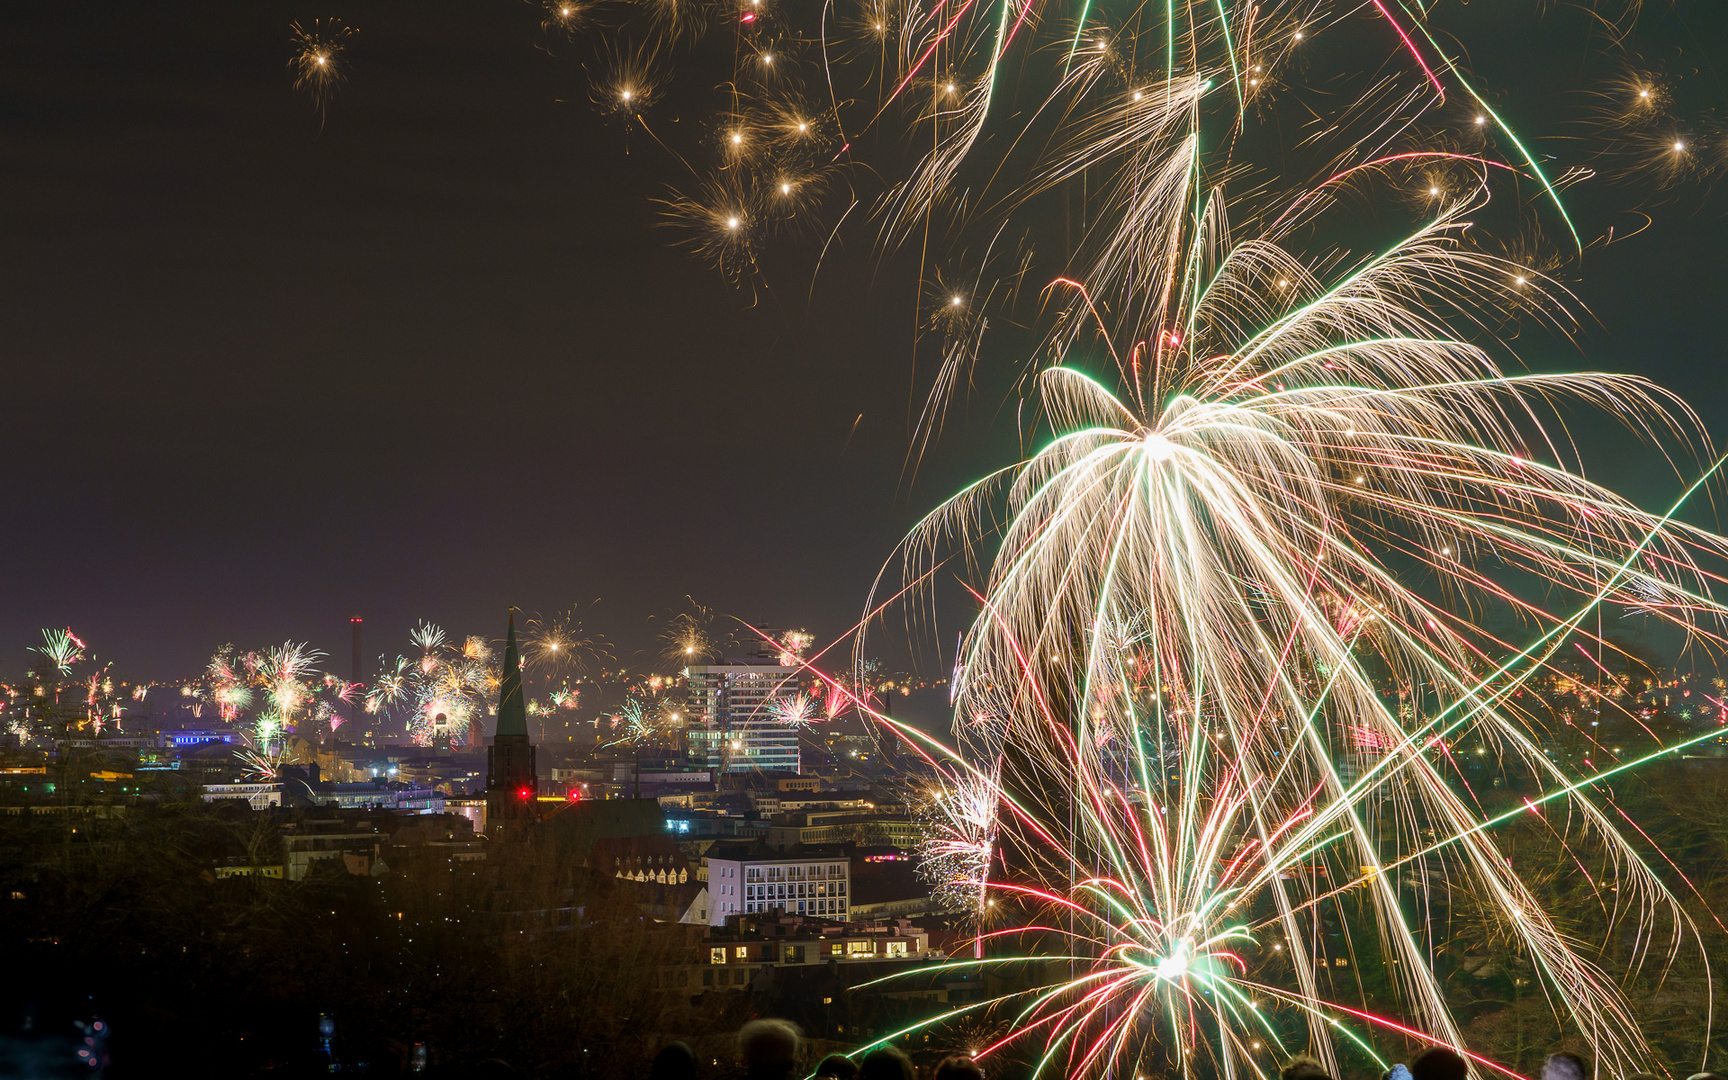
[[236, 726, 313, 782], [823, 680, 852, 719], [237, 740, 287, 782]]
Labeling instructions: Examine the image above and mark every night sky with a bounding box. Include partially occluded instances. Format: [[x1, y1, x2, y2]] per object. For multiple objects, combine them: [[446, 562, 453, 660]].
[[3, 0, 1726, 681]]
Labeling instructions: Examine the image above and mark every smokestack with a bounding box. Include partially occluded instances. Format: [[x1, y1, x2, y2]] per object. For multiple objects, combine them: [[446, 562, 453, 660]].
[[349, 617, 364, 716]]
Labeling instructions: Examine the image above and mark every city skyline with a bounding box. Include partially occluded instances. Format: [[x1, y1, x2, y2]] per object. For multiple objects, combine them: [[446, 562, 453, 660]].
[[7, 1, 1728, 1075]]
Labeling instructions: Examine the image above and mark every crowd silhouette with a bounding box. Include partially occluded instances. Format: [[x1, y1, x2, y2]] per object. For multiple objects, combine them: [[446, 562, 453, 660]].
[[641, 1022, 1728, 1080]]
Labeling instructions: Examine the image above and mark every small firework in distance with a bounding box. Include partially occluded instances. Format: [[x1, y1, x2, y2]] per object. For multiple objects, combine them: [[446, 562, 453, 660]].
[[541, 0, 589, 36], [31, 628, 85, 676], [767, 692, 819, 728], [289, 18, 354, 124]]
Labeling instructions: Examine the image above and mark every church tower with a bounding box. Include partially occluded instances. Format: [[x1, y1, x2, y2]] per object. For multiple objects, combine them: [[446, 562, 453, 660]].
[[485, 613, 538, 839]]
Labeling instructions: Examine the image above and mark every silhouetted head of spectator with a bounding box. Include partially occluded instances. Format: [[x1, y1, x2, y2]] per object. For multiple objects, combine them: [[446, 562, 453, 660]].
[[933, 1056, 986, 1080], [652, 1042, 699, 1080], [1684, 1073, 1728, 1080], [1411, 1047, 1469, 1080], [859, 1045, 916, 1080], [1543, 1053, 1588, 1080], [1281, 1055, 1332, 1080], [816, 1054, 861, 1080], [739, 1020, 801, 1080]]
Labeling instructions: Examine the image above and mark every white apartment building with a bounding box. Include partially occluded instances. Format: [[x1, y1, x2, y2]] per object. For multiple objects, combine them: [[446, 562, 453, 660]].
[[684, 661, 802, 775], [702, 848, 849, 926], [201, 781, 283, 810]]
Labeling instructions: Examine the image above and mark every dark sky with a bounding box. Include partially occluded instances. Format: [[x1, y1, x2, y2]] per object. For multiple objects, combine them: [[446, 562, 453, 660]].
[[2, 0, 1726, 681]]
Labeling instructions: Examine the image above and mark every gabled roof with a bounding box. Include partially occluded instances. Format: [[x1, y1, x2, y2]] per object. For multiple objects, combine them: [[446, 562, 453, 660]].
[[590, 833, 690, 874], [543, 798, 669, 856]]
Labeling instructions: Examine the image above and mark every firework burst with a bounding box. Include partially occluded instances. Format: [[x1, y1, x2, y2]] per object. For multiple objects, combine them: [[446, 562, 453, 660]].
[[915, 766, 1002, 916], [852, 164, 1728, 1076], [31, 628, 85, 676], [604, 696, 660, 747], [524, 605, 611, 682], [371, 623, 496, 746], [767, 691, 819, 728], [499, 0, 1728, 1070], [289, 19, 354, 124], [660, 597, 730, 665]]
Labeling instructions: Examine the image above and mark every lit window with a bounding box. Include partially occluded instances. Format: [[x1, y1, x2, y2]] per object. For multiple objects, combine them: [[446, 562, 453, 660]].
[[712, 948, 727, 964]]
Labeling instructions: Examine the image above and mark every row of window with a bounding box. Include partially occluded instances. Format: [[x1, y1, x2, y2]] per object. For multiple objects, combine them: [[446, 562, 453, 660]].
[[744, 897, 846, 916], [702, 966, 752, 986], [747, 880, 845, 900], [707, 939, 910, 965], [745, 863, 845, 883]]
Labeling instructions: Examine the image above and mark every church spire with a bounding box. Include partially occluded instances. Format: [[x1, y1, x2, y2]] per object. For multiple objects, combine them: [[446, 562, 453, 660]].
[[496, 611, 528, 739], [485, 610, 538, 838]]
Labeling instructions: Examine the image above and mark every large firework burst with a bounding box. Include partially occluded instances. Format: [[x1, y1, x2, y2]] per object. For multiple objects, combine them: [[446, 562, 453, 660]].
[[860, 173, 1728, 1077]]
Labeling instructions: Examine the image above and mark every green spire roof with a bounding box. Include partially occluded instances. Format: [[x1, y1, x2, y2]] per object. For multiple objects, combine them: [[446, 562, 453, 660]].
[[496, 612, 528, 739]]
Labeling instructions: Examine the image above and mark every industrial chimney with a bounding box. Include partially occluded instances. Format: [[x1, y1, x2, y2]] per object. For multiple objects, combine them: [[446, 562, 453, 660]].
[[349, 617, 364, 725]]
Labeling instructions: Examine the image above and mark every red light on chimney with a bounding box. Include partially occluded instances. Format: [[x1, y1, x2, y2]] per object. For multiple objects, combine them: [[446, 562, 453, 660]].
[[567, 789, 582, 801], [517, 787, 532, 801]]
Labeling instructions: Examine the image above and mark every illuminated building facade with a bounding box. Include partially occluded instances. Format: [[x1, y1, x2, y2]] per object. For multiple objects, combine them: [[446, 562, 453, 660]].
[[684, 659, 801, 775], [702, 847, 849, 925]]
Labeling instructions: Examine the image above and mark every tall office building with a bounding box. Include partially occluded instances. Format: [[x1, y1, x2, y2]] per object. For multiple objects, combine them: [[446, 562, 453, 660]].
[[684, 658, 801, 775]]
